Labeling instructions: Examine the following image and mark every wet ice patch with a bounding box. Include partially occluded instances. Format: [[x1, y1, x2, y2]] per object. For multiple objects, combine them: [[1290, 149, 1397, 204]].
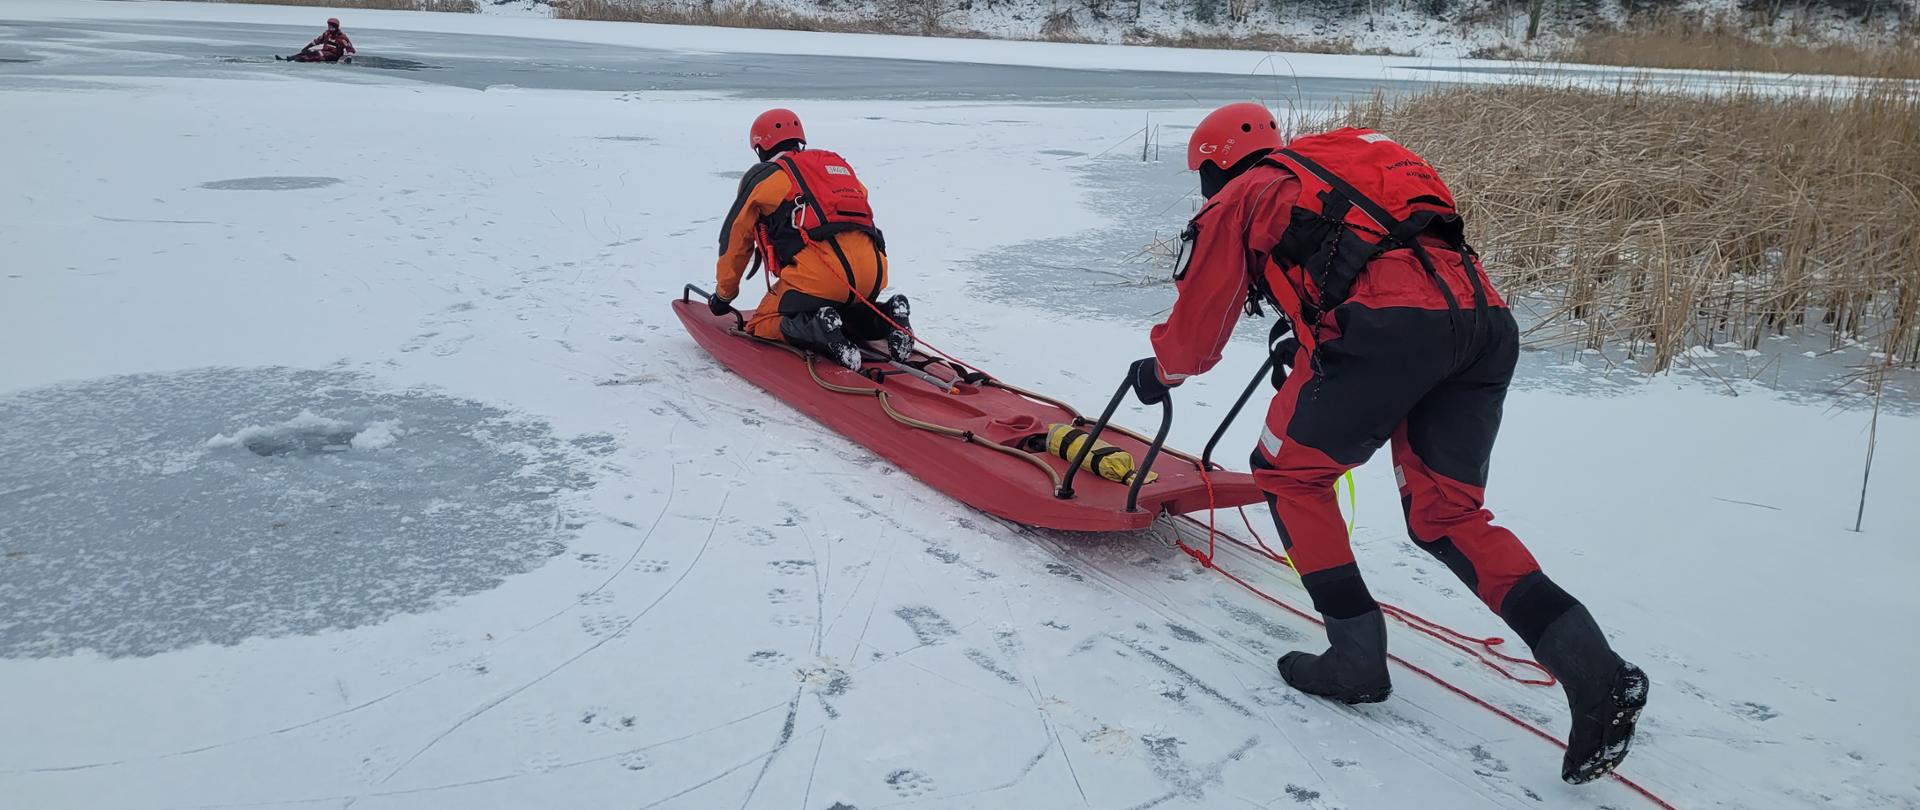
[[198, 176, 341, 191], [349, 56, 437, 72], [968, 155, 1191, 321], [0, 367, 592, 659]]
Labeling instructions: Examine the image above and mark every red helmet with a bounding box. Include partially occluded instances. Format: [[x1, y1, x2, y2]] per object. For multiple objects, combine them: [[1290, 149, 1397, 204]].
[[1187, 102, 1281, 171], [750, 108, 805, 153], [327, 17, 340, 28]]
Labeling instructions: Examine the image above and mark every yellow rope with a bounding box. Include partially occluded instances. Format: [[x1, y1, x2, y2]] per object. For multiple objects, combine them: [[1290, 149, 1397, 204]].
[[986, 379, 1208, 470]]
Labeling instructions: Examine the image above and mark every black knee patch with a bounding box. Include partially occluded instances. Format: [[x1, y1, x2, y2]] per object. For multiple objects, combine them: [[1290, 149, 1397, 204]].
[[1261, 494, 1297, 552], [1418, 536, 1482, 594], [778, 306, 848, 356], [1300, 564, 1377, 619], [1250, 450, 1298, 551], [1405, 493, 1482, 593], [775, 289, 843, 318], [1500, 572, 1581, 649]]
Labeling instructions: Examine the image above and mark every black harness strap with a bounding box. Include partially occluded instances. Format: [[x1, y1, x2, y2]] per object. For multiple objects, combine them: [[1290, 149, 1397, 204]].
[[1460, 247, 1491, 312], [1280, 147, 1487, 317], [1051, 426, 1125, 470], [826, 237, 862, 304]]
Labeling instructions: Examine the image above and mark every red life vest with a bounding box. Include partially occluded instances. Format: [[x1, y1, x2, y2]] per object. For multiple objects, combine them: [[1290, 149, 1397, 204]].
[[754, 149, 885, 275], [1252, 128, 1486, 342]]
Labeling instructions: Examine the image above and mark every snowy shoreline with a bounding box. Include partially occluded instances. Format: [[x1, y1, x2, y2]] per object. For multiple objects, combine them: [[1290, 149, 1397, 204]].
[[7, 0, 1900, 91]]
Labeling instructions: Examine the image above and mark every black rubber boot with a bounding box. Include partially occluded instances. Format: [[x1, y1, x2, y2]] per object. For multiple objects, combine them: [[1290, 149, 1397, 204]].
[[780, 306, 861, 372], [881, 294, 914, 362], [1531, 605, 1649, 785], [1278, 610, 1393, 704]]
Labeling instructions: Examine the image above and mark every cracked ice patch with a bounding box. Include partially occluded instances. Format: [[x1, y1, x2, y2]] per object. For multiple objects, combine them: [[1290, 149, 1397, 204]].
[[0, 367, 593, 659]]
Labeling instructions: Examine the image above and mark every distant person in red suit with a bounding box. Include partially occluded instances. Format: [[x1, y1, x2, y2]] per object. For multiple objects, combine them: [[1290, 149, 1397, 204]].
[[286, 18, 355, 63]]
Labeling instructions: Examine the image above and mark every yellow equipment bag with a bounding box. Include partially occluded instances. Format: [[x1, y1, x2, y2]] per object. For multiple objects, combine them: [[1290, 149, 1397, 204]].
[[1042, 423, 1159, 486]]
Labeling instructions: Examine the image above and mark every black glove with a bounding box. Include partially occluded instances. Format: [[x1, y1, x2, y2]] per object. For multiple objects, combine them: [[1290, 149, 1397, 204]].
[[1267, 316, 1300, 389], [708, 295, 734, 317], [1269, 336, 1299, 390], [1129, 357, 1173, 405]]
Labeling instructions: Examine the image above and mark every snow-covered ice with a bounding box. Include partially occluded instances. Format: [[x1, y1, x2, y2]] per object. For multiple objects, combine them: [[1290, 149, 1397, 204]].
[[2, 4, 1916, 810]]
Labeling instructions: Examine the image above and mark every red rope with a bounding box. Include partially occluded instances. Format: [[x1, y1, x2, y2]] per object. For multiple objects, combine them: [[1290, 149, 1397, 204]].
[[1210, 510, 1554, 687], [1378, 602, 1554, 686], [1188, 469, 1553, 686], [841, 284, 987, 377], [1180, 534, 1677, 810]]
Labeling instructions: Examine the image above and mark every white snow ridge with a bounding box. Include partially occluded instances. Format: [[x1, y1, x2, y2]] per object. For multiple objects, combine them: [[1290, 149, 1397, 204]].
[[351, 420, 407, 451], [205, 409, 358, 454], [206, 411, 408, 454]]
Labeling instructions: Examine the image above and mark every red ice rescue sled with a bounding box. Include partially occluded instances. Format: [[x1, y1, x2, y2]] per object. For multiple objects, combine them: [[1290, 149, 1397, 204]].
[[674, 287, 1265, 531]]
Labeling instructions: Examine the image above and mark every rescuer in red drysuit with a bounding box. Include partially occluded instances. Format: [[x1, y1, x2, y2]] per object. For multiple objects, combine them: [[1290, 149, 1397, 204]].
[[1129, 102, 1648, 785], [288, 18, 355, 63]]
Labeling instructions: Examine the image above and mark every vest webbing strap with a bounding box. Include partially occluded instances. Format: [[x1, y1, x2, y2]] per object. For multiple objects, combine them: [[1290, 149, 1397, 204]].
[[1276, 148, 1402, 236], [1275, 147, 1488, 316], [777, 154, 885, 305]]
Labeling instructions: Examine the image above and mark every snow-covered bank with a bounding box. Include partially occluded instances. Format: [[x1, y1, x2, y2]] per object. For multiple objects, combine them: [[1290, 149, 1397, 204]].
[[503, 0, 1918, 61], [2, 0, 1893, 92], [3, 26, 1917, 810], [1, 0, 1469, 78]]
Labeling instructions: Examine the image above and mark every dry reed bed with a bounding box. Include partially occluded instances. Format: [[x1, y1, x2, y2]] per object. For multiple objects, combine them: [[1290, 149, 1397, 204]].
[[557, 0, 1389, 50], [1327, 82, 1920, 372], [213, 0, 476, 11], [555, 0, 898, 32], [1555, 13, 1920, 81]]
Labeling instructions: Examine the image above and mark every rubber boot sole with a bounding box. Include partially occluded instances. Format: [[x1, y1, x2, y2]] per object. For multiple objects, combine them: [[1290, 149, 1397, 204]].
[[1563, 662, 1649, 785], [1277, 651, 1393, 705]]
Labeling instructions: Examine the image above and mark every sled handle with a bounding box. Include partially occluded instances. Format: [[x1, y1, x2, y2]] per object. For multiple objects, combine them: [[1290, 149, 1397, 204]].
[[683, 284, 745, 330], [1200, 352, 1278, 471], [1056, 370, 1173, 514]]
